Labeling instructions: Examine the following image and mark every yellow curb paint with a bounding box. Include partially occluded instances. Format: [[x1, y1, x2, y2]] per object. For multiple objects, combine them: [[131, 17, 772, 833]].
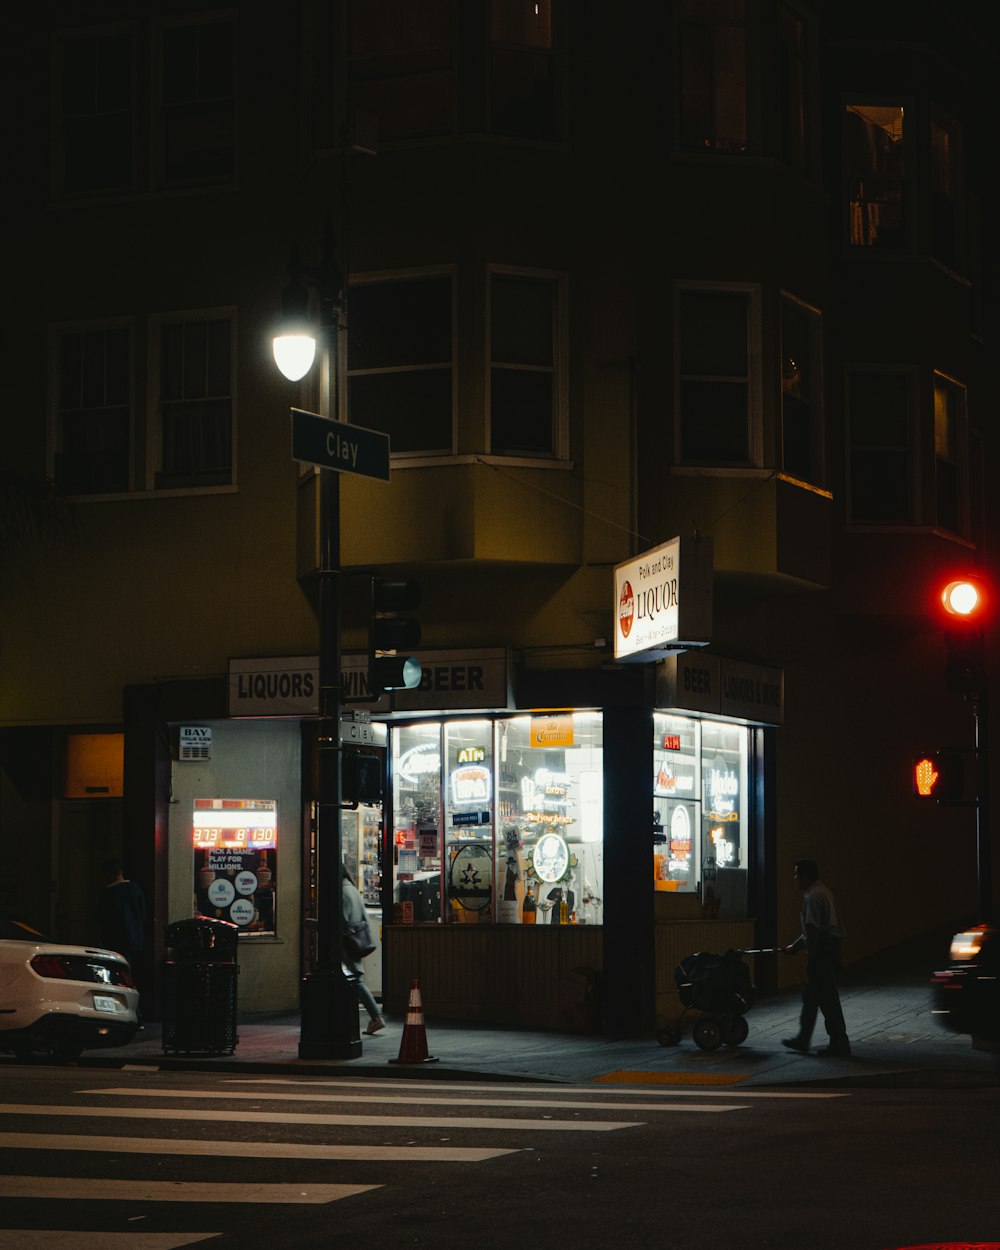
[[593, 1071, 748, 1086]]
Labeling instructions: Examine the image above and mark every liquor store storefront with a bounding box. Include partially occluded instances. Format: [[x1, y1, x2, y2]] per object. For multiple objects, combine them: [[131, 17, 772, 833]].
[[375, 650, 782, 1035]]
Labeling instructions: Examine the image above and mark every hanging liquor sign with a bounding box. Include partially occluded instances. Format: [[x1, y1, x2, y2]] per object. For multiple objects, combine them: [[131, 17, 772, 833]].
[[613, 536, 714, 662]]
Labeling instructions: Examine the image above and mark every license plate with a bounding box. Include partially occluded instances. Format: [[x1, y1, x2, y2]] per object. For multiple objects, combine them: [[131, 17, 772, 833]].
[[93, 995, 119, 1014]]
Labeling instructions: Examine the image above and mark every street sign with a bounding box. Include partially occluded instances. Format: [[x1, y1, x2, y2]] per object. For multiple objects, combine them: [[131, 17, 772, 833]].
[[291, 407, 390, 482]]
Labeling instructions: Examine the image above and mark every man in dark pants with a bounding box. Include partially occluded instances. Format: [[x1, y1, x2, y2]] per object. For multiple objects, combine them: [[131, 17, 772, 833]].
[[781, 859, 851, 1057]]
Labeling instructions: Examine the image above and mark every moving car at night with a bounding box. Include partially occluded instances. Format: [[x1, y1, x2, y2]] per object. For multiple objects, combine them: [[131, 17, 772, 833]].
[[0, 916, 139, 1061], [931, 923, 1000, 1042]]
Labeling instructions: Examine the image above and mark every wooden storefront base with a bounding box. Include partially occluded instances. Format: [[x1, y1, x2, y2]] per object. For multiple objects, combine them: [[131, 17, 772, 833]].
[[383, 924, 603, 1033], [383, 913, 757, 1035]]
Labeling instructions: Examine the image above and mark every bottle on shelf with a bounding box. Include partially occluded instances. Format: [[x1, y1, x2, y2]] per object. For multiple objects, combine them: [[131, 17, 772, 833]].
[[522, 884, 536, 925]]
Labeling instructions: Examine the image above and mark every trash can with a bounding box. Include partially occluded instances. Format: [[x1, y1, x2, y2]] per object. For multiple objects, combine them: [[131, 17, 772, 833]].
[[162, 917, 239, 1055]]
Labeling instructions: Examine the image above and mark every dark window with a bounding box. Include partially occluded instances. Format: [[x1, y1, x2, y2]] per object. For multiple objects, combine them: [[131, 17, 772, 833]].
[[490, 0, 555, 139], [349, 0, 454, 140], [160, 20, 235, 183], [490, 273, 557, 455], [157, 318, 233, 488], [677, 0, 747, 154], [780, 299, 823, 485], [931, 118, 961, 271], [848, 372, 912, 524], [846, 105, 905, 249], [348, 277, 453, 453], [56, 327, 131, 494], [934, 374, 965, 536], [59, 32, 134, 194], [776, 6, 807, 170], [678, 289, 751, 465]]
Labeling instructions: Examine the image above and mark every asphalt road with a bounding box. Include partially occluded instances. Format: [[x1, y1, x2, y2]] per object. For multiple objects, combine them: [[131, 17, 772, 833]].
[[0, 1064, 998, 1249]]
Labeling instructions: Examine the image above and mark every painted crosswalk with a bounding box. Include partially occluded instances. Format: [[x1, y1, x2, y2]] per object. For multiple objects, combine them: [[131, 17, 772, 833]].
[[0, 1075, 847, 1248]]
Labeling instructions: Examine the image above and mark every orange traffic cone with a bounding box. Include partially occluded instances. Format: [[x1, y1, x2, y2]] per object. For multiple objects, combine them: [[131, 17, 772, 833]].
[[389, 979, 438, 1065]]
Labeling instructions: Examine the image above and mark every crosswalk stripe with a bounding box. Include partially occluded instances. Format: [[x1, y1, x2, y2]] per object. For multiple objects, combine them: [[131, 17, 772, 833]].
[[0, 1132, 518, 1162], [0, 1178, 377, 1205], [0, 1104, 634, 1132], [0, 1234, 219, 1249], [80, 1087, 746, 1114], [222, 1076, 846, 1099]]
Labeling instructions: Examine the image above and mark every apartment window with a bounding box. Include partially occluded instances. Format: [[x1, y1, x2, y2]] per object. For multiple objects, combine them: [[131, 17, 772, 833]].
[[55, 29, 134, 195], [847, 371, 914, 524], [776, 6, 807, 171], [489, 271, 562, 457], [156, 18, 235, 185], [780, 297, 823, 485], [155, 315, 233, 489], [348, 274, 454, 455], [677, 286, 757, 466], [349, 0, 455, 140], [846, 104, 906, 249], [490, 0, 556, 139], [931, 116, 962, 271], [677, 0, 747, 154], [933, 373, 966, 536], [54, 325, 131, 495]]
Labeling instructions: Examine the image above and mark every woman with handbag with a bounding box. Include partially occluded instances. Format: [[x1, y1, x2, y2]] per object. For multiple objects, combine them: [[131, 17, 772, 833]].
[[342, 867, 386, 1035]]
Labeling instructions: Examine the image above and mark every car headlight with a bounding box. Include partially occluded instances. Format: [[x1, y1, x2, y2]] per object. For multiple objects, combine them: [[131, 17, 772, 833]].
[[950, 928, 988, 961]]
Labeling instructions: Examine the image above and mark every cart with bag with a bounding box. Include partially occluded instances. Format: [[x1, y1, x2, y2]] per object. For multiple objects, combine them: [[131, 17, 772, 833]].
[[657, 947, 774, 1050]]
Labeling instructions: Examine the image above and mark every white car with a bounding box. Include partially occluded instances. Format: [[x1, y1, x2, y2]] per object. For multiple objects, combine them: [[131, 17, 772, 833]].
[[0, 918, 140, 1061]]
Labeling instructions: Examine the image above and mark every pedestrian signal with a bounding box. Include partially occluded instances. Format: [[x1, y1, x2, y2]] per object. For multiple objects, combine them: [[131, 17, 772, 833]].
[[912, 752, 964, 802]]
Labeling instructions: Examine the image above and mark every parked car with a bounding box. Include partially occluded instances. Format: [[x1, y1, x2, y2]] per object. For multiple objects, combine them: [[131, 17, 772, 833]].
[[0, 916, 139, 1061], [931, 923, 1000, 1042]]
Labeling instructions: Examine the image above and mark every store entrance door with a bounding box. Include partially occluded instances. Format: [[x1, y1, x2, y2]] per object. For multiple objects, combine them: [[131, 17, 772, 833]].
[[53, 799, 123, 944]]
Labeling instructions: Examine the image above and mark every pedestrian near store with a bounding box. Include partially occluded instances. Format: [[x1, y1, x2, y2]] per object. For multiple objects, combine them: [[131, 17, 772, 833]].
[[342, 867, 386, 1036], [781, 859, 851, 1057], [96, 859, 146, 985]]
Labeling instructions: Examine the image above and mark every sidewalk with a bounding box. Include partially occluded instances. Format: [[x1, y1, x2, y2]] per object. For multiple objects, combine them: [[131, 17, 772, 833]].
[[81, 954, 1000, 1090]]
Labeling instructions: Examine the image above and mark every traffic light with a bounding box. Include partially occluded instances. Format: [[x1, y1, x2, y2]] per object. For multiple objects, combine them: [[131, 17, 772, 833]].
[[939, 576, 987, 696], [367, 577, 422, 694], [342, 750, 382, 805], [912, 751, 964, 801]]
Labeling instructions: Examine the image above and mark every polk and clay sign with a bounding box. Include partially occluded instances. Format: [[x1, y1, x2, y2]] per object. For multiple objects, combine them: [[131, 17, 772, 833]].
[[613, 536, 714, 662]]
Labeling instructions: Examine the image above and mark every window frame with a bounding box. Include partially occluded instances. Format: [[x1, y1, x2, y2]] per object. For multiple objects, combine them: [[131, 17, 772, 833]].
[[148, 306, 237, 494], [779, 292, 824, 488], [674, 0, 752, 157], [48, 317, 136, 498], [673, 280, 763, 470], [843, 98, 914, 253], [932, 370, 969, 539], [928, 107, 965, 274], [51, 21, 138, 199], [347, 266, 458, 459], [486, 264, 569, 463], [151, 11, 238, 190]]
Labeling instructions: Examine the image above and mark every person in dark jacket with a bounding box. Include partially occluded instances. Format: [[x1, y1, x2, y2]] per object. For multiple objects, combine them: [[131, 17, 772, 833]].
[[342, 867, 386, 1035], [96, 859, 146, 977]]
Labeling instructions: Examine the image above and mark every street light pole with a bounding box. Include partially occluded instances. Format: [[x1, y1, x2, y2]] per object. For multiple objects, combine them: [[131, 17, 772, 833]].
[[275, 238, 361, 1059]]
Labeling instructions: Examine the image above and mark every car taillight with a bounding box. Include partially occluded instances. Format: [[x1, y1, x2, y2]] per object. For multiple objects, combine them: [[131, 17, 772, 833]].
[[30, 954, 74, 979]]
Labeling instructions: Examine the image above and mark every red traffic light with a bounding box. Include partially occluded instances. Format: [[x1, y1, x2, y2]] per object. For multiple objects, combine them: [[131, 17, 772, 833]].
[[941, 578, 984, 618]]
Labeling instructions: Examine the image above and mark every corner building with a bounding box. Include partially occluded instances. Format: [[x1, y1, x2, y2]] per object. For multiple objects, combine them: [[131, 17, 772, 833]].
[[1, 1, 997, 1036]]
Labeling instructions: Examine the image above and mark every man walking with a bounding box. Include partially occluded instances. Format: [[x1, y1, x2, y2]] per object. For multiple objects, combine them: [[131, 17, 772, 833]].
[[782, 859, 851, 1057]]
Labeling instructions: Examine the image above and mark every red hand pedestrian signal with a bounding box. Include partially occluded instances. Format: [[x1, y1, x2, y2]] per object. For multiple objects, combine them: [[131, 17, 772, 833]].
[[913, 756, 938, 796], [912, 752, 964, 801]]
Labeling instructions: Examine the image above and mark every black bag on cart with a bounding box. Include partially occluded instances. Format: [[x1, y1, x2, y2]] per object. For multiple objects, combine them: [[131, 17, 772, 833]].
[[675, 949, 755, 1015]]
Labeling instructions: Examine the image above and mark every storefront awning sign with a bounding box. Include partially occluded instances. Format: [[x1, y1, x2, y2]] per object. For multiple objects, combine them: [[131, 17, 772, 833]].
[[613, 536, 713, 662]]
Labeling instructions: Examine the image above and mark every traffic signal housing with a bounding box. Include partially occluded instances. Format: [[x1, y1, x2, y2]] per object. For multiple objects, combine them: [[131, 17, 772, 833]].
[[912, 751, 964, 802], [367, 577, 422, 694], [939, 577, 987, 696]]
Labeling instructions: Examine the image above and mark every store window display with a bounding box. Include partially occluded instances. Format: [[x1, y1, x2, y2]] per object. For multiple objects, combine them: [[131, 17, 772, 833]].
[[653, 713, 749, 917], [390, 713, 604, 925]]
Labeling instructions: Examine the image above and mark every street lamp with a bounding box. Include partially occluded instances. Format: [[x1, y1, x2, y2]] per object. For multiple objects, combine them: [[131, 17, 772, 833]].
[[273, 233, 361, 1059]]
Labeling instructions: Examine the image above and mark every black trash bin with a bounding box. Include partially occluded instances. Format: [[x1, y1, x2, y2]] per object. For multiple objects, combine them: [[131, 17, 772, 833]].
[[162, 917, 239, 1055]]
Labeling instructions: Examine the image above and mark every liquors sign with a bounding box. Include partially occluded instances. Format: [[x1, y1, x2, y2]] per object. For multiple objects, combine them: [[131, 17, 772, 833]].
[[613, 536, 713, 662]]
